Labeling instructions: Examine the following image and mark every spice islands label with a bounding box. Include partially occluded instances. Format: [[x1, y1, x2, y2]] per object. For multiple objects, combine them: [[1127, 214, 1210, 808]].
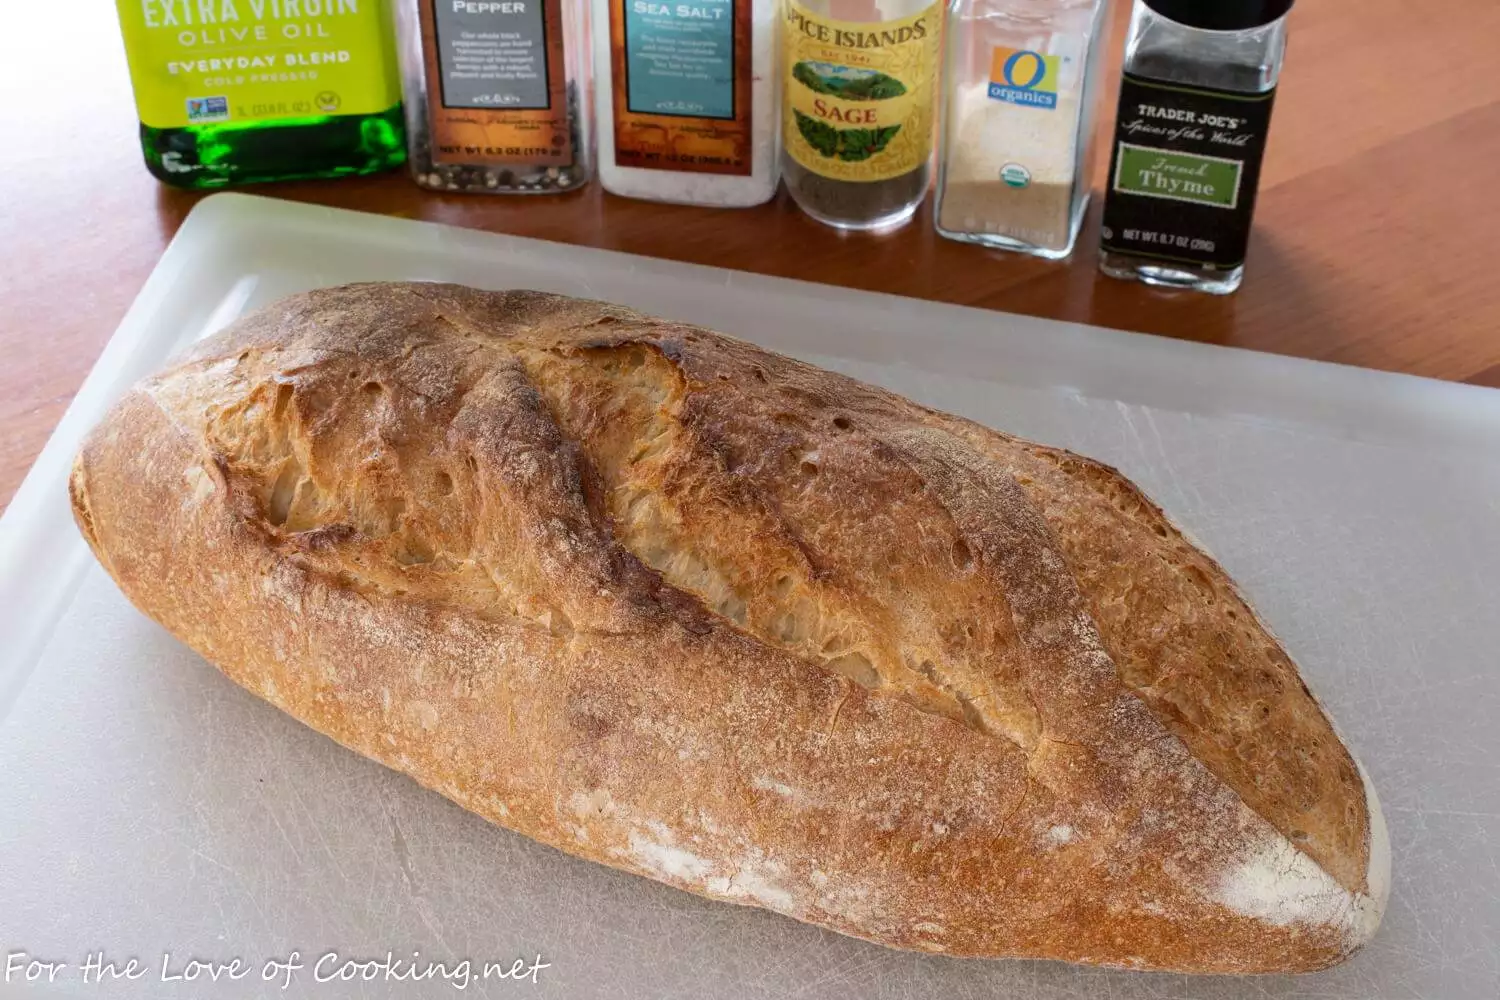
[[609, 0, 753, 175], [420, 0, 573, 166], [782, 0, 941, 183], [115, 0, 401, 130]]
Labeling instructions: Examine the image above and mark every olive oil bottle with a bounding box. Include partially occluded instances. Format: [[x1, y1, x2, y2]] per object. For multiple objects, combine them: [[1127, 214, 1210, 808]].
[[115, 0, 406, 188]]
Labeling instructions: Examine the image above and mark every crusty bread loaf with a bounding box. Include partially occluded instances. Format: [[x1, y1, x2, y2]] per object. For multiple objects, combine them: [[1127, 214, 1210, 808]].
[[69, 283, 1388, 973]]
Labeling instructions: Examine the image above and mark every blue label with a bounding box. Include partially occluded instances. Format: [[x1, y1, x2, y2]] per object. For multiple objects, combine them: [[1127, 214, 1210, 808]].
[[624, 0, 736, 120], [987, 83, 1058, 108]]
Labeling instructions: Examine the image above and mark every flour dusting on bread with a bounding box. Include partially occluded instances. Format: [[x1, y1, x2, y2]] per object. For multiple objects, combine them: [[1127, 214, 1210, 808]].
[[1217, 835, 1356, 928], [1215, 754, 1388, 947]]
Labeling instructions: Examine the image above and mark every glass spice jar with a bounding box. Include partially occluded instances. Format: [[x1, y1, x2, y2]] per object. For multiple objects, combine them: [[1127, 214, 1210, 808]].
[[394, 0, 593, 193], [934, 0, 1107, 258], [781, 0, 944, 230], [1098, 0, 1293, 293]]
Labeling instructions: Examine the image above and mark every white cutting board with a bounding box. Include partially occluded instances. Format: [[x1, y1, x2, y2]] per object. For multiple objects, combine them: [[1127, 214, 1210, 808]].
[[1, 194, 1496, 1000]]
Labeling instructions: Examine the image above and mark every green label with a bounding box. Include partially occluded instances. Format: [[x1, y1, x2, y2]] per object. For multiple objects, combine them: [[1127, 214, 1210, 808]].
[[116, 0, 401, 129], [1112, 143, 1242, 210]]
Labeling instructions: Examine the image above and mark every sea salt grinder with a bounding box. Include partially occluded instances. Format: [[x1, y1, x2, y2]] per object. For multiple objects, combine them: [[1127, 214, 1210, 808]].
[[591, 0, 779, 205]]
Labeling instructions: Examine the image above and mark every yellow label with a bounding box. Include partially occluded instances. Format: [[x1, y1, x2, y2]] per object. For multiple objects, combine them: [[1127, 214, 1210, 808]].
[[781, 0, 941, 183], [115, 0, 401, 130]]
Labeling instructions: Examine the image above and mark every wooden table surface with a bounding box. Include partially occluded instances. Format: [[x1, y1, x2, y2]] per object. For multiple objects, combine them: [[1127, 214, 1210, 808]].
[[2, 0, 1498, 509]]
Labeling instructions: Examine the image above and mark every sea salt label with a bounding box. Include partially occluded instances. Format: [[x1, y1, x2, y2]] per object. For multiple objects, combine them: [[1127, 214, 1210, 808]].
[[625, 0, 736, 118], [608, 0, 754, 174]]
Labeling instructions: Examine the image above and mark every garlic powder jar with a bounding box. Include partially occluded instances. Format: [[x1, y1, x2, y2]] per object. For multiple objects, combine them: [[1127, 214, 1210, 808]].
[[935, 0, 1107, 258]]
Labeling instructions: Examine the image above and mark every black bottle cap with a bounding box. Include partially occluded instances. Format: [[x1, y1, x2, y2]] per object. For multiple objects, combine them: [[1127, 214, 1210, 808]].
[[1142, 0, 1294, 31]]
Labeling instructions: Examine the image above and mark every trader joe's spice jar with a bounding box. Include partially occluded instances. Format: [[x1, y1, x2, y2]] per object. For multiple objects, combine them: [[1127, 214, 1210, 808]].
[[394, 0, 593, 193], [781, 0, 943, 230], [1098, 0, 1294, 294]]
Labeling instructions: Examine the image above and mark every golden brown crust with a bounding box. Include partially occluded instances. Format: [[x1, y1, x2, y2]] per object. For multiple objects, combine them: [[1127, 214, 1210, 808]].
[[70, 283, 1387, 973]]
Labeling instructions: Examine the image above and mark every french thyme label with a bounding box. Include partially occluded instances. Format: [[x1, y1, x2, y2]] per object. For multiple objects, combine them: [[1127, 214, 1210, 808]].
[[1101, 72, 1276, 270]]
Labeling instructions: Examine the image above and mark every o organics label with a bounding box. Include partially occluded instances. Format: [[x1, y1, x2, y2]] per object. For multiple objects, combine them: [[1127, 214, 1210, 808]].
[[988, 46, 1059, 109]]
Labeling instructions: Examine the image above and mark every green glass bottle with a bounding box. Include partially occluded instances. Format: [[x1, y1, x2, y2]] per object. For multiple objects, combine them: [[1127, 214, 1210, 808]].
[[116, 0, 406, 188]]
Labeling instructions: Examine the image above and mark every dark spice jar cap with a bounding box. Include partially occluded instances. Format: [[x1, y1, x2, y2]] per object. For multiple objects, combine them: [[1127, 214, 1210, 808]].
[[1142, 0, 1294, 31]]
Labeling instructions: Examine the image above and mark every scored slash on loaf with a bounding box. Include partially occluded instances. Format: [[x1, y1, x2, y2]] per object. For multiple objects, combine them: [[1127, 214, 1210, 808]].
[[69, 283, 1388, 973]]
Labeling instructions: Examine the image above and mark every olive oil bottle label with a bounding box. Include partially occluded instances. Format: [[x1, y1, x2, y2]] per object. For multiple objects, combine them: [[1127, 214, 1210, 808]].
[[419, 0, 573, 165], [609, 0, 753, 175], [781, 0, 941, 184], [115, 0, 401, 129], [1101, 72, 1277, 270]]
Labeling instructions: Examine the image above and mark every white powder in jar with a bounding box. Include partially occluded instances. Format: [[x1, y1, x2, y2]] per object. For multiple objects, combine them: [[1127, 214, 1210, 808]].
[[591, 0, 779, 207], [937, 83, 1083, 252]]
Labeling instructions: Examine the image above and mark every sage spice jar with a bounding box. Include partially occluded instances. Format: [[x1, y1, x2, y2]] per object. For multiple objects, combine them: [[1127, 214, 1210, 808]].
[[781, 0, 943, 230]]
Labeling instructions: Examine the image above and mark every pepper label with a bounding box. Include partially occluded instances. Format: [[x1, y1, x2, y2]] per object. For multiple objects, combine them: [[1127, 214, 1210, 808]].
[[1101, 72, 1276, 270], [781, 0, 940, 184], [419, 0, 573, 165]]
